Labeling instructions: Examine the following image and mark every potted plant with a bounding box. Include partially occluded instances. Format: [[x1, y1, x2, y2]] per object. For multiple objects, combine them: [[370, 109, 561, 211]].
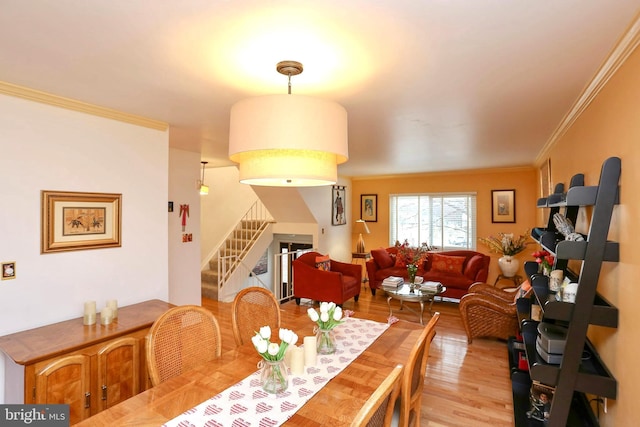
[[479, 231, 530, 277]]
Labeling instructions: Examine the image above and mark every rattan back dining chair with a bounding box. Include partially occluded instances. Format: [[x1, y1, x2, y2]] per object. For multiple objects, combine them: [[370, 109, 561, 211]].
[[231, 287, 281, 346], [350, 364, 404, 427], [146, 305, 222, 387], [397, 312, 440, 427]]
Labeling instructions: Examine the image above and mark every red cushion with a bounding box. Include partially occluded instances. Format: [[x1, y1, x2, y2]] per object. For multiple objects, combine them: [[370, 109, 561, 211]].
[[431, 254, 465, 274], [464, 254, 484, 280], [371, 248, 394, 269], [315, 255, 331, 271]]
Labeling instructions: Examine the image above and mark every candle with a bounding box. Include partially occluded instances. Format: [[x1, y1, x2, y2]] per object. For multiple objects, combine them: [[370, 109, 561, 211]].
[[303, 336, 317, 367], [83, 301, 96, 326], [284, 344, 295, 367], [107, 299, 118, 319], [101, 307, 113, 325], [290, 346, 305, 375]]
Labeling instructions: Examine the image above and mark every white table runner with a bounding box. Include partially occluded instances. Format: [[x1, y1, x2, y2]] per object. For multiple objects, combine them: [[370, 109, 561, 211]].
[[163, 316, 390, 427]]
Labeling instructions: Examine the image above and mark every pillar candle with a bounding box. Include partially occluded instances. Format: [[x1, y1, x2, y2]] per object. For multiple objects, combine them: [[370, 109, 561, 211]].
[[83, 301, 97, 326], [303, 336, 317, 367], [101, 307, 113, 325], [107, 299, 118, 319], [290, 346, 305, 375], [284, 344, 295, 367]]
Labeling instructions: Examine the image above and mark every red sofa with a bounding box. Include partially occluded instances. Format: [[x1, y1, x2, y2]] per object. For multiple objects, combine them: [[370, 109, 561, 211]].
[[365, 247, 490, 299], [292, 251, 362, 305]]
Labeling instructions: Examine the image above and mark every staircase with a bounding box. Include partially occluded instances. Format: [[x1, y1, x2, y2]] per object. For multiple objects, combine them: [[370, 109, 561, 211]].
[[201, 201, 273, 301]]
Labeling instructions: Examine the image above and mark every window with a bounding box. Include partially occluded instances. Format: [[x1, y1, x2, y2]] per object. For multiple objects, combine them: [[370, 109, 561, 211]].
[[389, 193, 477, 250]]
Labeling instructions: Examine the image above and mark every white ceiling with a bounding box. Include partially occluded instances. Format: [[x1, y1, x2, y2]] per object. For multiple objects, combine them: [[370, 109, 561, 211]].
[[1, 1, 638, 177]]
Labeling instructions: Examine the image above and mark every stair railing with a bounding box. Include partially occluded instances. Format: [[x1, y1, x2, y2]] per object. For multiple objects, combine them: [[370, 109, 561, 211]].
[[217, 200, 273, 290]]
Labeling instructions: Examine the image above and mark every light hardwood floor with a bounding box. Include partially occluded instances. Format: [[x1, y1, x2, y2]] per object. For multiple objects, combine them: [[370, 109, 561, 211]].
[[202, 284, 514, 427]]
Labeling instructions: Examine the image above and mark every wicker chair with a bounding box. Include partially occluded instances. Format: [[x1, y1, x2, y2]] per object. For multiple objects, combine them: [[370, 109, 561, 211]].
[[146, 305, 222, 387], [397, 312, 440, 427], [231, 287, 281, 346], [459, 282, 532, 344], [350, 364, 403, 427]]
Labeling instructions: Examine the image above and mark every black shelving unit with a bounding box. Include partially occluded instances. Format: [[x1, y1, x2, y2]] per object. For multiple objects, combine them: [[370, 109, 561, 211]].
[[513, 157, 620, 427]]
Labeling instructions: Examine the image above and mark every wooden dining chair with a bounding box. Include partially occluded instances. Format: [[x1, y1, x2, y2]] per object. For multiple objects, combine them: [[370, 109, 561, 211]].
[[231, 287, 281, 346], [146, 305, 222, 387], [350, 364, 404, 427], [397, 312, 440, 427]]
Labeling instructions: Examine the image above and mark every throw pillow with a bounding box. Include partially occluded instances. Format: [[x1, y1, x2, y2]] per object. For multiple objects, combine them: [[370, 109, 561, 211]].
[[431, 254, 465, 274], [315, 255, 331, 271], [371, 248, 394, 269], [464, 254, 484, 280]]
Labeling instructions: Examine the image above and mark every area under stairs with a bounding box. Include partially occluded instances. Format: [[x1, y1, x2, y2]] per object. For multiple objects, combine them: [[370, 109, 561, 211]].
[[201, 218, 272, 301]]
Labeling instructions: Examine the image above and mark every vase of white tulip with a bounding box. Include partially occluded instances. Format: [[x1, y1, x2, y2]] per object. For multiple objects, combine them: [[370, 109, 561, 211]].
[[307, 302, 344, 355], [251, 326, 298, 394]]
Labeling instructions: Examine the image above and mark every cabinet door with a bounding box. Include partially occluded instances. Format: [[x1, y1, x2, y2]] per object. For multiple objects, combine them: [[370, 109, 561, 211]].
[[35, 354, 91, 424], [96, 336, 140, 412]]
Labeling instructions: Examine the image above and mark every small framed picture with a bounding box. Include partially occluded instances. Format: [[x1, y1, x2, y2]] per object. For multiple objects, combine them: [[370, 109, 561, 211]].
[[361, 194, 378, 222], [332, 185, 346, 226], [2, 262, 16, 280], [491, 189, 516, 223]]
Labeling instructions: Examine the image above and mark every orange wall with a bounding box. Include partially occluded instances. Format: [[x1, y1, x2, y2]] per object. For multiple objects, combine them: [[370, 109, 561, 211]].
[[351, 167, 537, 283], [538, 43, 640, 427]]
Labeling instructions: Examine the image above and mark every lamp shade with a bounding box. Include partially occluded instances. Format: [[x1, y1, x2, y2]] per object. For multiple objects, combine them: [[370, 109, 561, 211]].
[[229, 94, 348, 187]]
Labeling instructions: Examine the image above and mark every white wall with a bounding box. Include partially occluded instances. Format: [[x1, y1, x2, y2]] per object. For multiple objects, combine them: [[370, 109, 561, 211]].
[[168, 148, 202, 305], [0, 94, 169, 402]]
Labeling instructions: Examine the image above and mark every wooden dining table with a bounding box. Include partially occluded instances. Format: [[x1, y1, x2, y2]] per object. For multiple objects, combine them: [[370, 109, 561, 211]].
[[75, 311, 424, 426]]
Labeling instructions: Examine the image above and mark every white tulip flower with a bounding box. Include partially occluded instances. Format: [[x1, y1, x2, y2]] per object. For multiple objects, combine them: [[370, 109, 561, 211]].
[[256, 339, 268, 354], [320, 312, 330, 322], [333, 306, 343, 321], [267, 342, 280, 356], [289, 332, 299, 346], [328, 302, 336, 311], [279, 328, 292, 343], [307, 308, 319, 322], [251, 333, 263, 348], [259, 326, 271, 340], [319, 302, 330, 313]]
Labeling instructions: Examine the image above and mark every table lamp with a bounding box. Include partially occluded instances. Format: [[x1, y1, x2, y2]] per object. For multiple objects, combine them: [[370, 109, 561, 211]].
[[354, 219, 370, 253]]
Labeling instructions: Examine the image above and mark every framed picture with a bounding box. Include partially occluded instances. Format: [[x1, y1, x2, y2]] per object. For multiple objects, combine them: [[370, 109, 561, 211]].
[[2, 262, 15, 280], [332, 185, 346, 226], [360, 194, 378, 222], [41, 190, 122, 253], [491, 189, 516, 223], [540, 158, 552, 198]]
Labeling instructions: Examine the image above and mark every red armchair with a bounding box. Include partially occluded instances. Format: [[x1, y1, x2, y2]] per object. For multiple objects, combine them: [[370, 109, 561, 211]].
[[292, 251, 361, 306]]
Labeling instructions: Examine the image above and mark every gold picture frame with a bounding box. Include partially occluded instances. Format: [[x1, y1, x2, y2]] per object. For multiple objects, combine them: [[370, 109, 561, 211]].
[[491, 189, 516, 223], [41, 190, 122, 253], [540, 158, 552, 198], [360, 194, 378, 222]]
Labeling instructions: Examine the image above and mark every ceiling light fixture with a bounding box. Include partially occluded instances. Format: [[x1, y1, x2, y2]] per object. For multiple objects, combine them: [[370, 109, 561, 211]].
[[199, 161, 209, 195], [228, 61, 348, 187]]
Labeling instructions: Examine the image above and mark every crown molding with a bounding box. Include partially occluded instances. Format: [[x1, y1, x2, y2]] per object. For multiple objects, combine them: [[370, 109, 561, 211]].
[[536, 13, 640, 166], [349, 165, 535, 181], [0, 80, 168, 131]]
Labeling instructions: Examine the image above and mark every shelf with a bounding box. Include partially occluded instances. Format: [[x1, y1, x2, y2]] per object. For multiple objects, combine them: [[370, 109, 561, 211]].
[[511, 370, 600, 427], [521, 322, 617, 399], [529, 232, 619, 263], [525, 263, 618, 328]]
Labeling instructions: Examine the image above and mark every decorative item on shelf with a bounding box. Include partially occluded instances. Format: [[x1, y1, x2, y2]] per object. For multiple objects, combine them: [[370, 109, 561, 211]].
[[228, 61, 348, 187], [354, 219, 370, 253], [251, 326, 298, 394], [307, 302, 344, 355], [479, 231, 530, 278], [83, 301, 96, 326], [553, 213, 585, 241], [532, 250, 554, 276], [549, 270, 564, 293]]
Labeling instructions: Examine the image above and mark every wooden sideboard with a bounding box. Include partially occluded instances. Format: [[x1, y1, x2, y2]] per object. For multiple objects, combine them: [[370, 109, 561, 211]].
[[0, 299, 172, 425]]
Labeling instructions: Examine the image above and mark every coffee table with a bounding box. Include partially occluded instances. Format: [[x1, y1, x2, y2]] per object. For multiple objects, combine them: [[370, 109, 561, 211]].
[[384, 283, 445, 325]]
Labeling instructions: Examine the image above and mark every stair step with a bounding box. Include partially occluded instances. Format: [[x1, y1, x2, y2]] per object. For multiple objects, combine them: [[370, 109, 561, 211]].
[[201, 269, 219, 284], [201, 281, 218, 300]]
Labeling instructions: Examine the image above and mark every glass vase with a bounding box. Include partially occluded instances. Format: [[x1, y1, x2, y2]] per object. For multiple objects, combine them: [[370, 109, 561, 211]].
[[259, 359, 289, 394], [407, 264, 418, 284], [315, 328, 337, 355]]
